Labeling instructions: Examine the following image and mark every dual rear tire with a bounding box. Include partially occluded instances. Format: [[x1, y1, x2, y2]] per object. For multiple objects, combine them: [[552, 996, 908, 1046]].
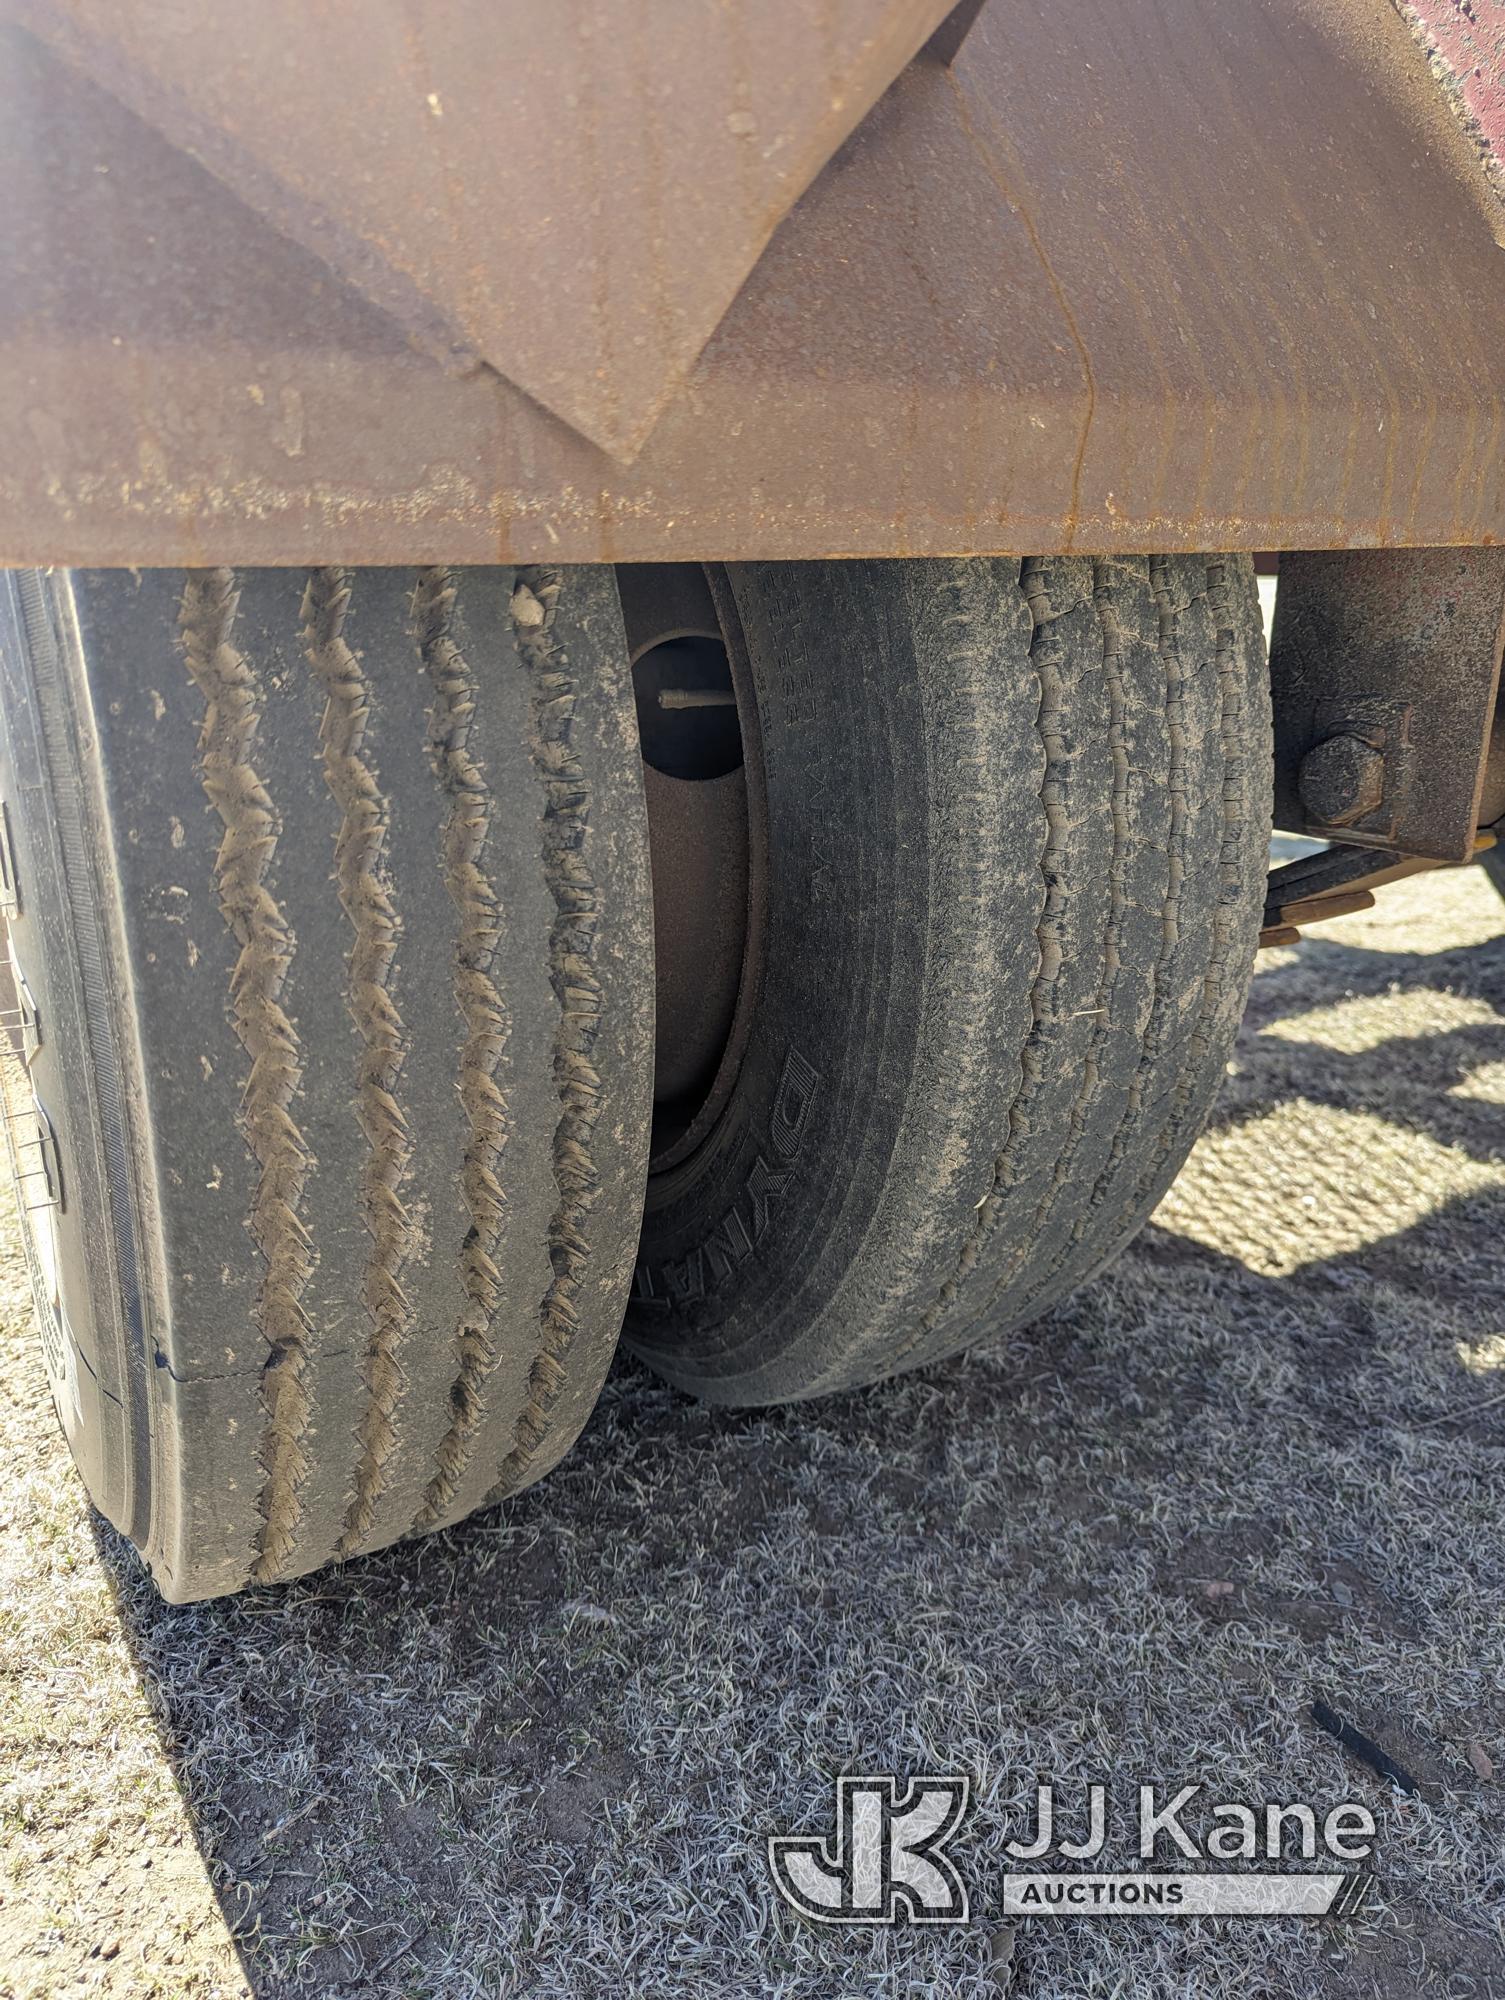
[[632, 555, 1269, 1402], [0, 554, 1270, 1599]]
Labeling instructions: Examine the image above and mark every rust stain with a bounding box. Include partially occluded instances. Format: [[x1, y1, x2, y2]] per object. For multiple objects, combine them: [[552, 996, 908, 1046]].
[[5, 0, 1505, 563]]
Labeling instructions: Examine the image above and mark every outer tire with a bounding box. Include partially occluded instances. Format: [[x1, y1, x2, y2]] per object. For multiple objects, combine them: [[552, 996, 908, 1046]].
[[0, 564, 652, 1601], [627, 555, 1271, 1404]]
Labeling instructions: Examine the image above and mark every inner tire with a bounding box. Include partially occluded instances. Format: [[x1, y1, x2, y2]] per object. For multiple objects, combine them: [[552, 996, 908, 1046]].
[[627, 555, 1271, 1404], [0, 564, 652, 1600]]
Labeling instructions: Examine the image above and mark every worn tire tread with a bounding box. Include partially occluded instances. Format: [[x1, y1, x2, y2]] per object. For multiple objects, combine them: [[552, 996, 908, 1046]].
[[0, 563, 652, 1600]]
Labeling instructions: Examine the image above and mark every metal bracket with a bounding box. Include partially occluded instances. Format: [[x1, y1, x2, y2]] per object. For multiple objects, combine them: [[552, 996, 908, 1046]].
[[1270, 549, 1505, 863], [1258, 833, 1493, 948]]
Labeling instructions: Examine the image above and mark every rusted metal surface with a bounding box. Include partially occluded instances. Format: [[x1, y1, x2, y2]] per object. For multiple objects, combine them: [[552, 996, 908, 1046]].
[[1260, 845, 1389, 945], [5, 0, 956, 463], [1259, 887, 1376, 946], [1258, 836, 1494, 947], [1297, 732, 1387, 830], [2, 0, 1505, 566], [1398, 0, 1505, 206], [1270, 549, 1505, 861]]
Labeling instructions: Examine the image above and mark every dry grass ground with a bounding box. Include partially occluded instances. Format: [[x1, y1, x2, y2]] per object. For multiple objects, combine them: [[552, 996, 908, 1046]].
[[2, 864, 1503, 1999]]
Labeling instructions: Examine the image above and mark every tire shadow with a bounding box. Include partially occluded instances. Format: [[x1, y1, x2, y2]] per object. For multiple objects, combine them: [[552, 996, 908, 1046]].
[[1199, 923, 1505, 1167], [85, 921, 1505, 1999]]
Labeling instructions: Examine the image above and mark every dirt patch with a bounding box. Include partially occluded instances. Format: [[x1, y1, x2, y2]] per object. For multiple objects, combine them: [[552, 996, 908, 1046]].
[[1, 866, 1502, 1998]]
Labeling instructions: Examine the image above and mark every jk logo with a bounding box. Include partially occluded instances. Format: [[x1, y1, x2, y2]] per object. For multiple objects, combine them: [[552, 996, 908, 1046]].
[[768, 1775, 971, 1926]]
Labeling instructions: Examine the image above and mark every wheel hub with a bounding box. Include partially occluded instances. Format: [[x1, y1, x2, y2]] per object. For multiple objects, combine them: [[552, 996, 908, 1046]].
[[617, 564, 765, 1170]]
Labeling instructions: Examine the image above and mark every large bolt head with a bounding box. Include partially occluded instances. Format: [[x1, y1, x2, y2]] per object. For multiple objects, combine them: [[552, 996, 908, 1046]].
[[1298, 732, 1385, 828]]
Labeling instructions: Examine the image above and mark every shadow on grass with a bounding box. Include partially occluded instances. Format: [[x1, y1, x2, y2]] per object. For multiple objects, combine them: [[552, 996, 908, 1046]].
[[87, 925, 1505, 2000], [1204, 925, 1505, 1165]]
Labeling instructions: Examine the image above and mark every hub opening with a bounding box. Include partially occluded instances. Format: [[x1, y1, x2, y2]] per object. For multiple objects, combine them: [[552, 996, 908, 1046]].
[[615, 565, 766, 1172]]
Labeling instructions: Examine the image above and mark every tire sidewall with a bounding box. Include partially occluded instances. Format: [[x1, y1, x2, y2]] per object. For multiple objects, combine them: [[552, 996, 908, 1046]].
[[629, 558, 1038, 1399]]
